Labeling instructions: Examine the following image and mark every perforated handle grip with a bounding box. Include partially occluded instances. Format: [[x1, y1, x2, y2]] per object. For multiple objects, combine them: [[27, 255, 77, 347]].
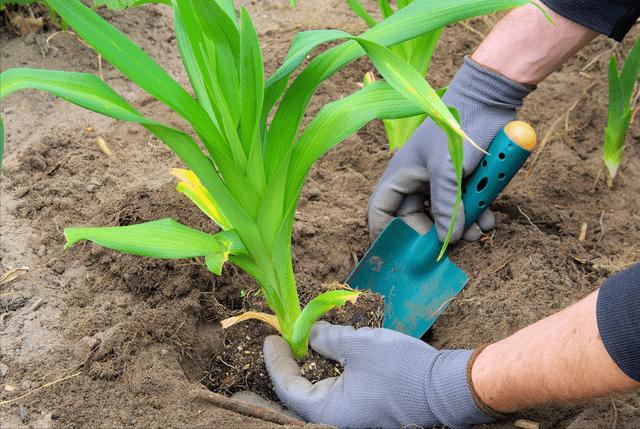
[[462, 121, 536, 230]]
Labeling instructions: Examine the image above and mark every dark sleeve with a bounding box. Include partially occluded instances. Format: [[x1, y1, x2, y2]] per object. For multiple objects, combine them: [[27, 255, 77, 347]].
[[596, 263, 640, 382], [540, 0, 640, 42]]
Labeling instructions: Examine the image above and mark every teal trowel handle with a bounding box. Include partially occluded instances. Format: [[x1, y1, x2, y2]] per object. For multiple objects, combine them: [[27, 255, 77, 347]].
[[461, 121, 536, 230]]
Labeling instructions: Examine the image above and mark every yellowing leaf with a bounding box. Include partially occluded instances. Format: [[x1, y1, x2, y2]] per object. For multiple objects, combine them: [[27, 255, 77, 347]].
[[171, 168, 233, 230]]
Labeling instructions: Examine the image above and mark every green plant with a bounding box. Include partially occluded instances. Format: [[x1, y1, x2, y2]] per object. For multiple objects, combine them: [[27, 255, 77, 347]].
[[1, 0, 62, 29], [603, 36, 640, 188], [1, 0, 39, 8], [0, 0, 144, 10], [1, 1, 140, 31], [348, 0, 445, 149], [0, 0, 531, 357]]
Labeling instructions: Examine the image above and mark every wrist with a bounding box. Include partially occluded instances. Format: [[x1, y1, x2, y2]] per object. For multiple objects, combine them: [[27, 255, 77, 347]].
[[470, 0, 598, 85], [466, 344, 509, 418]]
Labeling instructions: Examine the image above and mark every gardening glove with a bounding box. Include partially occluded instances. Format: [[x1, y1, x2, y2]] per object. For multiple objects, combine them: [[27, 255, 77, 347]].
[[368, 56, 535, 243], [263, 321, 495, 429]]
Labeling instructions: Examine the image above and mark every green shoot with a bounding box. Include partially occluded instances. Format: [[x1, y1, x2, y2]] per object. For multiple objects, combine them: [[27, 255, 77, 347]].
[[603, 36, 640, 188], [0, 0, 530, 357]]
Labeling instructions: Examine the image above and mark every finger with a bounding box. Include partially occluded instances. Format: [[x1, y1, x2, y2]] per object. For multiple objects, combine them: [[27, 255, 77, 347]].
[[462, 209, 494, 241], [308, 321, 363, 365], [367, 183, 401, 242], [397, 194, 434, 236], [368, 167, 430, 241], [263, 336, 312, 390], [476, 208, 495, 231], [263, 336, 338, 417], [462, 222, 482, 241], [367, 207, 394, 243]]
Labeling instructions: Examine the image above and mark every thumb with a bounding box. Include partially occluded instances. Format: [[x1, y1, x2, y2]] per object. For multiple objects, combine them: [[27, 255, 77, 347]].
[[263, 335, 339, 422], [308, 321, 361, 365], [263, 336, 312, 391]]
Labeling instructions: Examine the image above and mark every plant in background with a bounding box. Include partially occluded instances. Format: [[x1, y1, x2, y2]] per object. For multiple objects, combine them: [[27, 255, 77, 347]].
[[603, 35, 640, 188], [348, 0, 445, 150], [0, 0, 531, 357], [0, 0, 145, 31]]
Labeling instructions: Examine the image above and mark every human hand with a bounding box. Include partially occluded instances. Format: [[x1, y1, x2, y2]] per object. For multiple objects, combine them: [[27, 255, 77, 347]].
[[367, 56, 535, 244], [263, 321, 494, 429]]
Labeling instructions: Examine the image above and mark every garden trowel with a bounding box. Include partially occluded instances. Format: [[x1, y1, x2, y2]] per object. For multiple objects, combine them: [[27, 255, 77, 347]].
[[346, 121, 536, 338]]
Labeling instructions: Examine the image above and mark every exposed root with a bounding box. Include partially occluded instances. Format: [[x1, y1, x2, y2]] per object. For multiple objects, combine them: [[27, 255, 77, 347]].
[[592, 245, 640, 274], [0, 372, 82, 405]]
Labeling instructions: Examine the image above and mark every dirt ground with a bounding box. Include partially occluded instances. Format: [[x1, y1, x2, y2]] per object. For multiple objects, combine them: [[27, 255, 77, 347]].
[[1, 1, 639, 428]]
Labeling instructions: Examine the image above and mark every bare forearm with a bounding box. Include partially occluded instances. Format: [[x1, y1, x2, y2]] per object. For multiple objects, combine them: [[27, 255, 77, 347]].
[[471, 290, 640, 413], [471, 0, 599, 85]]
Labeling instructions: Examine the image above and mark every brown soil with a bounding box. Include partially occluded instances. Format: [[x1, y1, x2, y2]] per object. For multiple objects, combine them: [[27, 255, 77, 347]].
[[1, 1, 639, 428]]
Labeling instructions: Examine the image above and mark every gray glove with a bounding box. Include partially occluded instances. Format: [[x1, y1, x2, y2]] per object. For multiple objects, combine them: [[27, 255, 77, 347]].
[[368, 56, 535, 243], [263, 321, 494, 429]]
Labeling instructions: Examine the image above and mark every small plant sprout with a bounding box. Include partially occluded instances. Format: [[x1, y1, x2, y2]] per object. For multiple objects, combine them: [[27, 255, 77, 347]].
[[603, 35, 640, 188], [0, 0, 532, 357]]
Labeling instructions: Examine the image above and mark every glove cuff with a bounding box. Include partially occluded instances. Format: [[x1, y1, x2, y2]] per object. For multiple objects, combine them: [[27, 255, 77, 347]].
[[466, 56, 537, 90], [457, 55, 536, 108], [467, 344, 508, 420], [426, 349, 496, 429]]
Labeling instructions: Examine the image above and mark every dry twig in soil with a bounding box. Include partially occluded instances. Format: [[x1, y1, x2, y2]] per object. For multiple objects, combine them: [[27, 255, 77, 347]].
[[191, 389, 306, 427]]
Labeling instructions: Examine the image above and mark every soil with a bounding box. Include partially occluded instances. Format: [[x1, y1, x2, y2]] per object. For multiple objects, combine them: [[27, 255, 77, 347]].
[[1, 1, 639, 428]]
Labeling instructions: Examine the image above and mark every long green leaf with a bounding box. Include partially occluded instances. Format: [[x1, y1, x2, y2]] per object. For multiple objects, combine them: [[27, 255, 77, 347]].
[[240, 6, 264, 157], [377, 0, 394, 19], [265, 29, 353, 88], [619, 36, 640, 106], [178, 0, 245, 170], [0, 68, 154, 125], [346, 0, 378, 28], [240, 6, 267, 198], [199, 42, 248, 172], [190, 0, 241, 128], [65, 219, 247, 275], [408, 28, 442, 78], [349, 0, 442, 149], [189, 0, 239, 65], [46, 0, 225, 157], [353, 38, 466, 141], [280, 35, 467, 217], [173, 0, 219, 126], [437, 107, 463, 258], [257, 154, 289, 250], [607, 55, 626, 131]]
